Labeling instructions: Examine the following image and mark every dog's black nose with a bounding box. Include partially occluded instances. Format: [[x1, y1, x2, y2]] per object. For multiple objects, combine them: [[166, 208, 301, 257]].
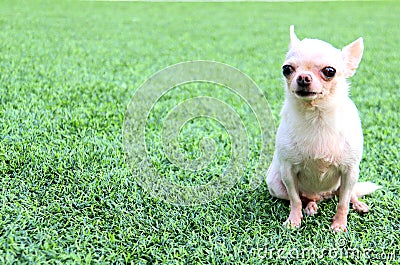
[[297, 74, 312, 87]]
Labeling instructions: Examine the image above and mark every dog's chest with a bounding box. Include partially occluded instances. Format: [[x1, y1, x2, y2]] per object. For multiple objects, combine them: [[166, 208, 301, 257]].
[[292, 120, 347, 165], [301, 133, 344, 163], [290, 116, 348, 192]]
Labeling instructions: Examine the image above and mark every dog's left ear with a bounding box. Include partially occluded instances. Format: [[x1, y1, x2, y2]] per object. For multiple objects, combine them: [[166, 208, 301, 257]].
[[342, 37, 364, 77], [289, 25, 300, 50]]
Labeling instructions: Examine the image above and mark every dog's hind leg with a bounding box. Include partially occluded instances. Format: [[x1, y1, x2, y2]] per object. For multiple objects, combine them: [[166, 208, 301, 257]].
[[304, 201, 318, 216], [266, 161, 289, 200], [301, 194, 323, 216], [350, 193, 369, 213]]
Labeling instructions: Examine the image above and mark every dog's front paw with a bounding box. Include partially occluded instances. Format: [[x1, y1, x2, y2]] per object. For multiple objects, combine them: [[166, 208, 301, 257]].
[[352, 200, 369, 214], [331, 215, 347, 232], [283, 218, 301, 229], [283, 210, 302, 229], [331, 221, 347, 232]]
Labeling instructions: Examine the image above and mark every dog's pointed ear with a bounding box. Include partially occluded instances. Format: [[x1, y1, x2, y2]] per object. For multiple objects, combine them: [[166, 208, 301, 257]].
[[342, 37, 364, 77], [289, 25, 300, 49]]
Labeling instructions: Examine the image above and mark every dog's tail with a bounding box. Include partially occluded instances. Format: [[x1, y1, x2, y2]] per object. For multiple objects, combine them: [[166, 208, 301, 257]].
[[354, 182, 382, 198]]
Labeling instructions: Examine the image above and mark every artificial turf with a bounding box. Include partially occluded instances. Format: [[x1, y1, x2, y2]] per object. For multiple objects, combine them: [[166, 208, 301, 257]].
[[0, 0, 399, 264]]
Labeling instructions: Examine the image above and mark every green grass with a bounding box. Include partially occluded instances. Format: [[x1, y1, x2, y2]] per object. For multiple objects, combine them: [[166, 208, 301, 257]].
[[1, 0, 400, 264]]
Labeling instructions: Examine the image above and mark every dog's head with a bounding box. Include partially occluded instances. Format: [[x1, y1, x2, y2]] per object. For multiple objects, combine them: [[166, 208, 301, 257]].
[[282, 26, 364, 101]]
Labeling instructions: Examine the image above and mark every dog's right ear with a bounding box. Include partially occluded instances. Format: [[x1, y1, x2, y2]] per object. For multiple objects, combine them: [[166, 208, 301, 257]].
[[289, 25, 300, 49], [342, 37, 364, 77]]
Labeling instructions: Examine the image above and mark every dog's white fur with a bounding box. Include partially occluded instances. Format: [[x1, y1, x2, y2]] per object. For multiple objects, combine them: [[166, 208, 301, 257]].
[[266, 26, 380, 232]]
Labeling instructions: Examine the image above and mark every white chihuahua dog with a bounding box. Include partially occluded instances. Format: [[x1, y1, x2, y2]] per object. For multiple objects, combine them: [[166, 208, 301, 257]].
[[267, 26, 380, 232]]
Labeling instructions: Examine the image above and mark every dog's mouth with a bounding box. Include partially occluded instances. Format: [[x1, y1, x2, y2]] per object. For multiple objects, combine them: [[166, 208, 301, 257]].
[[295, 90, 322, 98]]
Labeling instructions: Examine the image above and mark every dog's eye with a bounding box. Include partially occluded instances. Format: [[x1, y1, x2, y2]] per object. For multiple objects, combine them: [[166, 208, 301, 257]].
[[322, 67, 336, 78], [282, 65, 294, 76]]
